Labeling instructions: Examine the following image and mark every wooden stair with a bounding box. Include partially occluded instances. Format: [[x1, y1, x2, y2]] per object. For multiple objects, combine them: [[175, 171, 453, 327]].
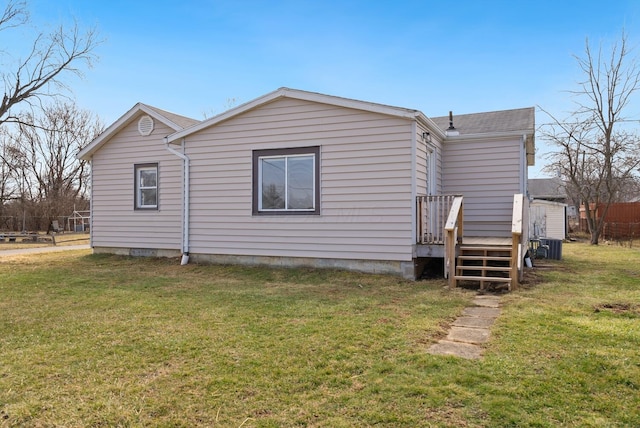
[[454, 245, 513, 291]]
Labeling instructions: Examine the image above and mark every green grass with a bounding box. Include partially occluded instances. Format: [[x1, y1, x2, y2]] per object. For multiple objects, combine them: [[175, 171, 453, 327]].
[[0, 243, 638, 427]]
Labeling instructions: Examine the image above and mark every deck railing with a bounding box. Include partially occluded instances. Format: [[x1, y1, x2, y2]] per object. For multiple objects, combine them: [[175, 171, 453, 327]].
[[416, 195, 460, 244], [444, 196, 464, 284], [510, 193, 527, 290]]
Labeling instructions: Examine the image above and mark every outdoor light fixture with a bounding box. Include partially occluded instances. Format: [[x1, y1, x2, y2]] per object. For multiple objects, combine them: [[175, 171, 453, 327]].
[[422, 131, 431, 142], [445, 111, 460, 136]]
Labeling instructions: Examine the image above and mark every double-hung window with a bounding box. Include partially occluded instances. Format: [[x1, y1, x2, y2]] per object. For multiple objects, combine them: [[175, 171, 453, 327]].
[[253, 147, 320, 215], [134, 163, 158, 210]]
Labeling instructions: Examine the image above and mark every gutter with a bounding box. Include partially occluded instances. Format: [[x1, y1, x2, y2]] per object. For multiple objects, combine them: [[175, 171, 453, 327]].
[[164, 137, 190, 265]]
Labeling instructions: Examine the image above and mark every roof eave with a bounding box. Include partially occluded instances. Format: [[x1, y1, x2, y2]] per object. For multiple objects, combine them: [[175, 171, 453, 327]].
[[526, 133, 535, 166], [443, 129, 533, 142], [77, 103, 189, 161], [415, 112, 447, 139], [167, 87, 425, 143]]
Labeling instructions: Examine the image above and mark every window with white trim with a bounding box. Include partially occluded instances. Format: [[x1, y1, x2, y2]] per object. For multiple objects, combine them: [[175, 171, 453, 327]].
[[253, 147, 320, 215], [134, 163, 158, 210]]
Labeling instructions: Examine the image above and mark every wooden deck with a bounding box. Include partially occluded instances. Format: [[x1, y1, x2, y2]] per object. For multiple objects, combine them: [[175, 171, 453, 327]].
[[416, 193, 527, 290], [415, 237, 511, 258], [461, 237, 512, 246]]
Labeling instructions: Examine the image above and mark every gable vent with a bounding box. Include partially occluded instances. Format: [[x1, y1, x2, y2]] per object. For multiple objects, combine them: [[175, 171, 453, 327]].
[[138, 115, 154, 136]]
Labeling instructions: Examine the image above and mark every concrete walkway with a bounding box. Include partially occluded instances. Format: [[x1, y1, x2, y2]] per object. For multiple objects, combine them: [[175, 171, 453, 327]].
[[0, 244, 90, 257], [427, 294, 502, 360]]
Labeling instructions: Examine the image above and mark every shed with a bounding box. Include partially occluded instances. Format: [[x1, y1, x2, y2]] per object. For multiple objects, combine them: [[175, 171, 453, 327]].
[[530, 199, 567, 240]]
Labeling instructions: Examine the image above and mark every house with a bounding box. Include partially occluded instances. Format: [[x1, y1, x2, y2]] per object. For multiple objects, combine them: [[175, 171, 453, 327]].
[[78, 88, 535, 288]]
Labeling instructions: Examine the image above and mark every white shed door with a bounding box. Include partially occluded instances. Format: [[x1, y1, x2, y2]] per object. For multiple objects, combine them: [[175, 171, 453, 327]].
[[530, 205, 547, 238]]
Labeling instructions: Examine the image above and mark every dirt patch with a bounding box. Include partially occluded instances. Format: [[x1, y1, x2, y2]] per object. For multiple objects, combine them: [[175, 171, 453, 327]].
[[594, 302, 640, 315], [521, 260, 573, 288], [520, 266, 547, 287], [424, 404, 487, 427], [455, 281, 510, 293]]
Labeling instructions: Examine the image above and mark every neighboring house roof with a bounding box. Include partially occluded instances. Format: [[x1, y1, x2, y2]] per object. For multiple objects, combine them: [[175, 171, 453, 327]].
[[528, 178, 568, 201], [167, 87, 444, 143], [77, 103, 199, 160], [530, 198, 567, 207]]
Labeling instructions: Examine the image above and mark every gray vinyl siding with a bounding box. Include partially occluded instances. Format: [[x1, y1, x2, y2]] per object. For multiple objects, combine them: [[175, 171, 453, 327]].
[[185, 98, 415, 261], [443, 136, 522, 237], [90, 117, 183, 249]]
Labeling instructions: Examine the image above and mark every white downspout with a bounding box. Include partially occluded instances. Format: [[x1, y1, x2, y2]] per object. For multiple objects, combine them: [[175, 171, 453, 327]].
[[521, 134, 528, 195], [164, 137, 190, 265]]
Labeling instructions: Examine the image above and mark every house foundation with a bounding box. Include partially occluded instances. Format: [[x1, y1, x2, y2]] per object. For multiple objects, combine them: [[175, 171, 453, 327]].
[[192, 253, 419, 280], [92, 246, 418, 280]]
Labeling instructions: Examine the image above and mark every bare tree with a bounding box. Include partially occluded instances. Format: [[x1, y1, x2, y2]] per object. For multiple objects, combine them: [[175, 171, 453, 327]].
[[0, 1, 100, 128], [0, 131, 18, 225], [12, 102, 102, 228], [0, 128, 34, 230], [542, 33, 640, 244]]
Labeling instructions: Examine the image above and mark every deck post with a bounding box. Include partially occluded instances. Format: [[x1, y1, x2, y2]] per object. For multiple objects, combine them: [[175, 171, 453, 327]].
[[445, 227, 456, 285], [511, 232, 520, 290], [457, 202, 464, 244], [416, 197, 422, 244], [444, 196, 464, 288], [510, 194, 524, 291]]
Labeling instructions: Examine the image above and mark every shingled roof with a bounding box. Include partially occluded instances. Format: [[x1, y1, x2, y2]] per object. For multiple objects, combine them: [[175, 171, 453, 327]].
[[528, 178, 568, 201], [78, 103, 199, 161], [430, 107, 535, 135], [143, 104, 200, 129]]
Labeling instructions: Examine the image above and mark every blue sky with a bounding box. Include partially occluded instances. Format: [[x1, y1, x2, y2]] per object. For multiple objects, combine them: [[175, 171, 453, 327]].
[[17, 0, 640, 177]]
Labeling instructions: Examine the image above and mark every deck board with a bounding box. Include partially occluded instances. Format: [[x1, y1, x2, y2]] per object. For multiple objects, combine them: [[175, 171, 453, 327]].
[[461, 237, 512, 246]]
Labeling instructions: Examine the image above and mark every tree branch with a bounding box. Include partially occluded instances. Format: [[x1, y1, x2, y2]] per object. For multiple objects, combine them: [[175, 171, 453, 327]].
[[0, 3, 101, 127]]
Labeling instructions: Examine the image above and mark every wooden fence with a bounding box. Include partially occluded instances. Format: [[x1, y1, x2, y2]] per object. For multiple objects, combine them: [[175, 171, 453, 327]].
[[580, 202, 640, 239]]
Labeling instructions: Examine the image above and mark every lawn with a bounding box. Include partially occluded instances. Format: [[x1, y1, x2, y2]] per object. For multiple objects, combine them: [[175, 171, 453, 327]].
[[0, 243, 638, 427]]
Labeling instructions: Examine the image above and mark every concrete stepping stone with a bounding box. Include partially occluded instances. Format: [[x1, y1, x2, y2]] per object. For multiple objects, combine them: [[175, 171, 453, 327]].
[[452, 316, 496, 328], [447, 326, 490, 344], [462, 306, 501, 318], [472, 295, 501, 308], [428, 340, 482, 360], [427, 294, 502, 360]]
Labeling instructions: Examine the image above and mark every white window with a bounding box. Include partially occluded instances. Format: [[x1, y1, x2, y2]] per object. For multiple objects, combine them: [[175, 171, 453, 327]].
[[425, 148, 435, 195], [253, 147, 320, 215], [135, 163, 158, 210]]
